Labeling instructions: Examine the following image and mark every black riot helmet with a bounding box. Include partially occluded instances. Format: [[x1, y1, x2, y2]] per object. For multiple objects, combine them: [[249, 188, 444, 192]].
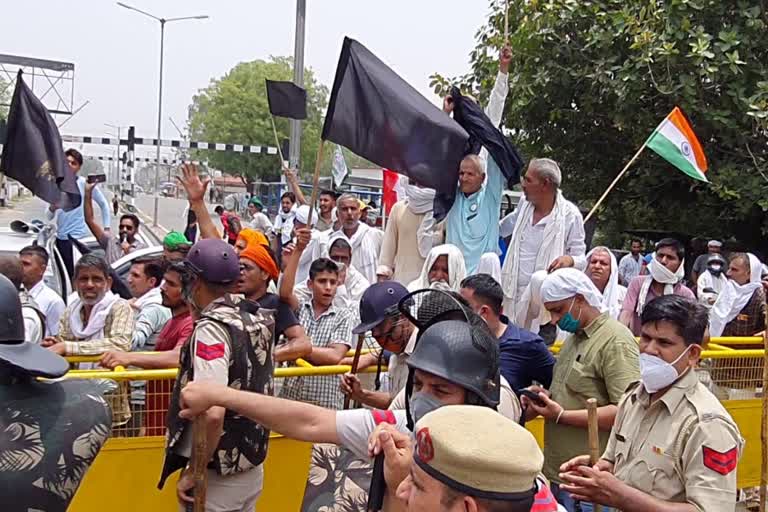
[[398, 289, 501, 429]]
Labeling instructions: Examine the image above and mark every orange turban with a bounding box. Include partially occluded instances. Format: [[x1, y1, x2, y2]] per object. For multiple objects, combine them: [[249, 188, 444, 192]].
[[237, 228, 269, 249], [240, 243, 279, 281]]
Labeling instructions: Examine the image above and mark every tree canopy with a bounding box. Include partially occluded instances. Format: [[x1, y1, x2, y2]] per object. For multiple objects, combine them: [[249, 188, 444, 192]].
[[432, 0, 768, 253], [187, 56, 330, 183]]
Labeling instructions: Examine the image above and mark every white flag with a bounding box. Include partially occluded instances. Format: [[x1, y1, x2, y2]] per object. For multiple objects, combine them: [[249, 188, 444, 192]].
[[332, 145, 348, 187]]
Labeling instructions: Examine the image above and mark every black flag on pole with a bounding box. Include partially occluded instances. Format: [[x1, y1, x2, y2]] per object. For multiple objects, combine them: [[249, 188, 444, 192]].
[[321, 37, 469, 220], [450, 86, 524, 187], [265, 80, 308, 120], [0, 70, 81, 210]]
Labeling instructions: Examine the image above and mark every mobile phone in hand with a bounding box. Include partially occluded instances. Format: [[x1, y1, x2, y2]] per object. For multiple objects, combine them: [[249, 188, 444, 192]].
[[520, 388, 545, 407], [87, 173, 107, 184]]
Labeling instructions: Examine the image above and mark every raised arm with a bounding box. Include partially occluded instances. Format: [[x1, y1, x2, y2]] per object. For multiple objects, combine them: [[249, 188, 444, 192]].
[[279, 227, 311, 312], [485, 46, 511, 128], [84, 181, 109, 249], [284, 168, 308, 205], [176, 163, 221, 240], [93, 184, 112, 228], [180, 381, 340, 444]]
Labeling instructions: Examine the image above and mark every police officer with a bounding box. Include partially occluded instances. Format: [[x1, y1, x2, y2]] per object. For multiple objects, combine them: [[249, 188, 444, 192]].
[[341, 281, 416, 409], [0, 274, 112, 511], [158, 239, 275, 512], [559, 295, 744, 511], [394, 405, 546, 512]]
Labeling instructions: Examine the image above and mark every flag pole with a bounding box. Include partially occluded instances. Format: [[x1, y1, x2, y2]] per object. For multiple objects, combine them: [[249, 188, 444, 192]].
[[306, 140, 325, 226], [584, 141, 648, 223], [504, 0, 509, 43], [269, 115, 288, 170]]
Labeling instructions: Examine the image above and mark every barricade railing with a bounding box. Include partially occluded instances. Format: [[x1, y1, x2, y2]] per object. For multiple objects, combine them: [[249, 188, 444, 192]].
[[62, 355, 385, 438]]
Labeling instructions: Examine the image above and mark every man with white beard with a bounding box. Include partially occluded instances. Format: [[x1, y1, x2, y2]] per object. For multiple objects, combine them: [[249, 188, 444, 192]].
[[377, 178, 442, 286]]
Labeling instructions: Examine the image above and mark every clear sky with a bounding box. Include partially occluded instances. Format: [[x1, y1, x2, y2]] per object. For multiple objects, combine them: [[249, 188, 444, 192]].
[[2, 0, 491, 161]]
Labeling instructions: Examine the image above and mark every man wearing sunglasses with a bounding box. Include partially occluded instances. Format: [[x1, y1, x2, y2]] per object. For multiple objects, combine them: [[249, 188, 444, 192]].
[[84, 179, 146, 265]]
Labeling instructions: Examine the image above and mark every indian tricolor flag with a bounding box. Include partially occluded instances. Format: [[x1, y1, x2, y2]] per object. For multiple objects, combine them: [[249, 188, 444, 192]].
[[646, 107, 708, 182]]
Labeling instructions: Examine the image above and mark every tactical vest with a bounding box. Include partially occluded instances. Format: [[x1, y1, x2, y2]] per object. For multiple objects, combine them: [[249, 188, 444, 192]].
[[158, 296, 274, 489]]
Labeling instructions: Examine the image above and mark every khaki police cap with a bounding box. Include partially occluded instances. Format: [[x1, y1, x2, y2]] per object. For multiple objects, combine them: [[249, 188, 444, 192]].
[[413, 405, 543, 501]]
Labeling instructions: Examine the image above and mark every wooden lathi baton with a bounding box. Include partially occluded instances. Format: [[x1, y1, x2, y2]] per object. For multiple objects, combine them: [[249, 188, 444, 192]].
[[344, 333, 367, 410], [586, 398, 602, 512], [191, 415, 208, 512]]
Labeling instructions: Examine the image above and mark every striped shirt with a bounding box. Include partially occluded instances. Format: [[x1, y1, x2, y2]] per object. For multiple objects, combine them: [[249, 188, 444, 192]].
[[279, 301, 353, 409], [59, 299, 135, 355]]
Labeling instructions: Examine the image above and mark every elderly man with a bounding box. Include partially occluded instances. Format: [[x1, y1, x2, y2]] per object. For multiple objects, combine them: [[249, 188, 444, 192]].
[[499, 159, 587, 339], [19, 245, 65, 336], [333, 193, 384, 283], [586, 246, 627, 319], [377, 179, 441, 285], [697, 254, 727, 308], [521, 268, 639, 512], [560, 295, 743, 511], [620, 238, 694, 336], [618, 239, 644, 286], [407, 244, 467, 292], [42, 254, 134, 357], [444, 48, 512, 274], [691, 239, 723, 287]]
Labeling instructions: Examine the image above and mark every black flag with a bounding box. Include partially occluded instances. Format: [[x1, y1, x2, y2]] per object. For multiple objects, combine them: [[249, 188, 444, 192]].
[[265, 80, 307, 120], [0, 71, 80, 210], [322, 37, 469, 220], [450, 86, 524, 187]]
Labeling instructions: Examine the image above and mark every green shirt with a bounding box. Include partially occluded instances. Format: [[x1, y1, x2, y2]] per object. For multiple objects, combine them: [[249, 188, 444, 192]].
[[543, 313, 640, 483]]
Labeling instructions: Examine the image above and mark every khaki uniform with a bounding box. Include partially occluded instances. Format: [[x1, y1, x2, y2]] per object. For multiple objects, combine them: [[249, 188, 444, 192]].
[[603, 369, 744, 511]]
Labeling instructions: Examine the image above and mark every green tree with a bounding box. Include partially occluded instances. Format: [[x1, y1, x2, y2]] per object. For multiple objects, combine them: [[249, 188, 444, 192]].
[[432, 0, 768, 252], [187, 56, 330, 183]]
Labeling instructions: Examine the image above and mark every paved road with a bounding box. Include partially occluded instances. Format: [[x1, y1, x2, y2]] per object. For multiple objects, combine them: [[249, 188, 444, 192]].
[[133, 193, 223, 237]]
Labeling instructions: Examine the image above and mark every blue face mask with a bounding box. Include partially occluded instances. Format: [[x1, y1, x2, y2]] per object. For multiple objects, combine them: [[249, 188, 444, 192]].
[[557, 298, 581, 333]]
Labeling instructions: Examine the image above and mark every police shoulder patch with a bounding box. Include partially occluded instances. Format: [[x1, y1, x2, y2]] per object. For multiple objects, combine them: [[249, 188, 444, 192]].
[[196, 340, 225, 361], [702, 446, 738, 475]]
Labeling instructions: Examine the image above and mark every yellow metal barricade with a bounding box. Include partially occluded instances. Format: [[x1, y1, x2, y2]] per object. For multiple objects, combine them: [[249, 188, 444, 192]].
[[64, 338, 765, 510]]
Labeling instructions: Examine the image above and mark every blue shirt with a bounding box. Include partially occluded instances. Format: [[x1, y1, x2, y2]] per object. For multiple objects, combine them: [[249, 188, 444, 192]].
[[497, 316, 555, 392], [46, 176, 111, 240]]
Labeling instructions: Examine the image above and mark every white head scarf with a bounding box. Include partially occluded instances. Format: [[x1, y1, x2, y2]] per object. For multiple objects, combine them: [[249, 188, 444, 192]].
[[407, 244, 466, 292], [586, 246, 622, 319], [709, 253, 763, 337], [540, 268, 606, 311], [636, 253, 685, 315], [477, 253, 502, 284], [294, 204, 318, 227]]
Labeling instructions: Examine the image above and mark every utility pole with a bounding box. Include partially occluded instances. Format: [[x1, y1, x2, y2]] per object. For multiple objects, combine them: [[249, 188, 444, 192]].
[[288, 0, 306, 171]]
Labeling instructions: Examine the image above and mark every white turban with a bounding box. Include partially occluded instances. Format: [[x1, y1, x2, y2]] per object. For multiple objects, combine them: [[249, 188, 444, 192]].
[[540, 268, 606, 311], [294, 204, 318, 227]]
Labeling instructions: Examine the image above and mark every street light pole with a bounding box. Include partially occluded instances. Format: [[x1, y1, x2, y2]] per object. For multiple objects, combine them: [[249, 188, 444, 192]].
[[289, 0, 306, 170], [116, 2, 208, 226], [154, 19, 165, 226]]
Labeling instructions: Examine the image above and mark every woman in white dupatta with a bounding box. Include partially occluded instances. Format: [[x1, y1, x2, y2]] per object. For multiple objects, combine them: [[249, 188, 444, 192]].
[[710, 252, 766, 337], [407, 244, 467, 292], [585, 246, 627, 320]]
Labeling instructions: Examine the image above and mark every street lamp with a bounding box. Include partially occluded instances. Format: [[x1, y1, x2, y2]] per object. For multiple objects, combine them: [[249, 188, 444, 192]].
[[116, 2, 209, 226], [104, 123, 127, 194]]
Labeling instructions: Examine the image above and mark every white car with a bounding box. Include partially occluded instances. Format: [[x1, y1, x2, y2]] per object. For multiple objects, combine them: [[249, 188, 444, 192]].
[[2, 220, 162, 304]]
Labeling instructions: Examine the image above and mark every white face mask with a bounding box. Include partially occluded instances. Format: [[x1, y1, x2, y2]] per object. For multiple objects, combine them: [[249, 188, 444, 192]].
[[639, 345, 693, 393]]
